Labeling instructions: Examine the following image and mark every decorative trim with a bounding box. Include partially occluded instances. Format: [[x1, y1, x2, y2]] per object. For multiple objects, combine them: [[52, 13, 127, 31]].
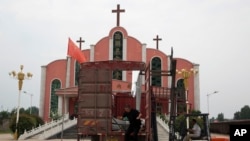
[[122, 38, 127, 81], [58, 97, 62, 115], [66, 57, 71, 88], [142, 43, 147, 63], [109, 38, 113, 60], [193, 64, 200, 110], [123, 38, 127, 60], [39, 66, 46, 118], [90, 45, 95, 61]]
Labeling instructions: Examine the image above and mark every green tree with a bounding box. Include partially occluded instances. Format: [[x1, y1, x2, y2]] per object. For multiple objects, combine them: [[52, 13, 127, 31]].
[[210, 117, 215, 123], [9, 114, 44, 139], [25, 106, 39, 116], [190, 110, 201, 115], [217, 113, 224, 121], [10, 108, 26, 116], [0, 110, 11, 126], [240, 105, 250, 119], [0, 110, 10, 119], [234, 111, 241, 120]]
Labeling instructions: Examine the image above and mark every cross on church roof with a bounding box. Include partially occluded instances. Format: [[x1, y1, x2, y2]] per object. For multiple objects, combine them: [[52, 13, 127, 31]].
[[76, 37, 85, 50], [153, 35, 162, 50], [112, 4, 125, 27]]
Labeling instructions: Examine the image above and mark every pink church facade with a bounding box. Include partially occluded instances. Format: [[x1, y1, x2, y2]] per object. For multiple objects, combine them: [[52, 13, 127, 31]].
[[39, 5, 200, 122]]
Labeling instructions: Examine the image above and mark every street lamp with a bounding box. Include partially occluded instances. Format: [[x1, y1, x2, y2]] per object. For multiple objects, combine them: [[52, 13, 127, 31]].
[[9, 65, 32, 139], [23, 91, 33, 115], [207, 91, 219, 115], [176, 68, 198, 129]]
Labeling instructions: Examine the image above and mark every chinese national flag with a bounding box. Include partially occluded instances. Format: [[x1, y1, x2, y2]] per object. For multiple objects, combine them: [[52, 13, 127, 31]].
[[67, 38, 86, 63]]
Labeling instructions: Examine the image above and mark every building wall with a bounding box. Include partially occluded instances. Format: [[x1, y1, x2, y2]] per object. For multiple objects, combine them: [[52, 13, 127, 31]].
[[175, 58, 196, 111], [42, 59, 67, 121], [94, 37, 109, 61]]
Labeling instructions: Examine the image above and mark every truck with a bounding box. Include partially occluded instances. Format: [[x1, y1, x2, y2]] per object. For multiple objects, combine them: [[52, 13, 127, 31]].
[[77, 60, 153, 141]]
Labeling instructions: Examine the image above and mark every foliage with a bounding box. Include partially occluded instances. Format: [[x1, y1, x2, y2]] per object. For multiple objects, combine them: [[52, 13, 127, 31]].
[[174, 114, 204, 137], [50, 111, 62, 120], [30, 114, 44, 127], [25, 106, 39, 116], [240, 105, 250, 119], [9, 113, 44, 138], [0, 110, 10, 119], [234, 111, 241, 120], [0, 110, 10, 125], [9, 114, 36, 138], [234, 105, 250, 120], [158, 113, 168, 124], [210, 117, 215, 123], [190, 110, 201, 115], [175, 114, 186, 135], [217, 113, 224, 121]]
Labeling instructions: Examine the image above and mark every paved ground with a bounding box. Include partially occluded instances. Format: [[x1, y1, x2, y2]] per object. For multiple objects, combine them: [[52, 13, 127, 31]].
[[0, 132, 228, 141], [157, 122, 169, 140], [0, 134, 91, 141]]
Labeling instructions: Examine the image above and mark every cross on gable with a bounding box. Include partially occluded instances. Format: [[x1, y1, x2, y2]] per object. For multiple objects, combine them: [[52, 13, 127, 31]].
[[112, 4, 125, 27], [76, 37, 85, 50], [153, 35, 162, 50]]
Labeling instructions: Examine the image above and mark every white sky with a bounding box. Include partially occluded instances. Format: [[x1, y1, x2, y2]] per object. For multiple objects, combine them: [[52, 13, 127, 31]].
[[0, 0, 250, 119]]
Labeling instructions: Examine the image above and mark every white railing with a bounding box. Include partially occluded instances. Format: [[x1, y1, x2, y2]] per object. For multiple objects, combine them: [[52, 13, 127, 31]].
[[156, 115, 169, 132], [38, 117, 77, 139], [18, 113, 73, 140]]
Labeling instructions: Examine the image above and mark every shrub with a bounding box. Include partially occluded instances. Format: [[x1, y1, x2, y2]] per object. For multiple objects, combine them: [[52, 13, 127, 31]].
[[9, 114, 44, 139]]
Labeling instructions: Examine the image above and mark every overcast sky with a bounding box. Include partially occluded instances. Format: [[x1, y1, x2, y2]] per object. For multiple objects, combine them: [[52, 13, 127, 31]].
[[0, 0, 250, 119]]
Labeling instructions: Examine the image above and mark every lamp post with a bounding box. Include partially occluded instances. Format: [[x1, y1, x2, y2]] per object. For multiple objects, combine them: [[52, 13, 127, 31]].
[[207, 91, 219, 115], [23, 91, 33, 115], [176, 68, 198, 129], [9, 65, 32, 139]]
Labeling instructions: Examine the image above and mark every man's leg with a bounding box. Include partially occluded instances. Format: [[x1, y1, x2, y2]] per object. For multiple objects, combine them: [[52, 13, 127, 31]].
[[125, 126, 134, 141], [183, 134, 190, 141], [183, 134, 198, 141], [132, 126, 140, 141]]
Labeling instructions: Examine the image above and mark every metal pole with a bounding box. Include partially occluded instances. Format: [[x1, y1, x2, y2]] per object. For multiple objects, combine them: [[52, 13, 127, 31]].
[[207, 95, 210, 114], [30, 94, 33, 114], [207, 91, 219, 115], [186, 90, 189, 130], [61, 94, 65, 141], [15, 90, 21, 140]]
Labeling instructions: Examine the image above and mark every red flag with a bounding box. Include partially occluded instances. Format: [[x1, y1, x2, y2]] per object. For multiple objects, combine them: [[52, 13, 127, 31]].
[[67, 38, 86, 63]]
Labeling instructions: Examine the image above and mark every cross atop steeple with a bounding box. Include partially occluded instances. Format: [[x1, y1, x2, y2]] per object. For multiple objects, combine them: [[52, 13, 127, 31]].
[[76, 37, 85, 50], [112, 4, 125, 27], [153, 35, 162, 50]]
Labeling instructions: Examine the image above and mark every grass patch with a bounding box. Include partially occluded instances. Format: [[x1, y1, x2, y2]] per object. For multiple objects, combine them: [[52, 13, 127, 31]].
[[0, 129, 12, 134]]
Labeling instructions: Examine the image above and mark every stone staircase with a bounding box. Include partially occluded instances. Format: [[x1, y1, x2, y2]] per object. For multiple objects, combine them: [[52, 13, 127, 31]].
[[18, 113, 77, 140], [156, 116, 169, 141], [49, 124, 78, 139]]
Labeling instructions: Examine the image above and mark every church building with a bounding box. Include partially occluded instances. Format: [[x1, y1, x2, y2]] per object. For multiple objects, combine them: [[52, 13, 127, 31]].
[[39, 4, 200, 122]]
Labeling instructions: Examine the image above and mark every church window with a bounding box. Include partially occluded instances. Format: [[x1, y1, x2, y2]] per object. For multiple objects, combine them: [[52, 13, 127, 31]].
[[176, 79, 185, 99], [75, 61, 80, 86], [151, 57, 162, 86], [50, 79, 61, 115], [113, 31, 123, 80], [176, 79, 186, 114]]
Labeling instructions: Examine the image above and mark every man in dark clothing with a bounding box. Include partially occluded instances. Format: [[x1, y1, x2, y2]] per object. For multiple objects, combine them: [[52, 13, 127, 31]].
[[120, 104, 142, 141]]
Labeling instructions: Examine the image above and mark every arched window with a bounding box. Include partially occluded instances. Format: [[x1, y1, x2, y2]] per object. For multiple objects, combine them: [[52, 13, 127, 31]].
[[75, 61, 80, 86], [113, 31, 123, 80], [176, 79, 185, 99], [151, 57, 161, 86], [50, 79, 61, 115], [176, 79, 186, 114]]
